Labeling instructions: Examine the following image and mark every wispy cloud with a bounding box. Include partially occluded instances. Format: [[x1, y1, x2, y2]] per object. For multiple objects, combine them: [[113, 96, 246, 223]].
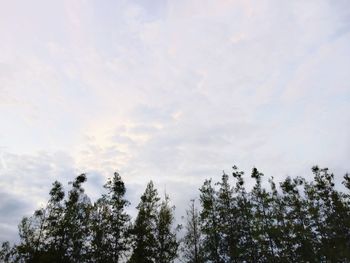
[[1, 0, 350, 242]]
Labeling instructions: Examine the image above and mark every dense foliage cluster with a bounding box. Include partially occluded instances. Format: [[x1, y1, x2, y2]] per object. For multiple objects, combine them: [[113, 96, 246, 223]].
[[1, 166, 350, 262]]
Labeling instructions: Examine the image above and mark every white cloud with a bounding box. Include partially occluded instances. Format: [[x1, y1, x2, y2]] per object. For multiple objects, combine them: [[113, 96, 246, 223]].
[[1, 0, 350, 242]]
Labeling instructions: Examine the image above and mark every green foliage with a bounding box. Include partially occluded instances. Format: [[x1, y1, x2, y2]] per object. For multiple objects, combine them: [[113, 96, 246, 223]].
[[129, 181, 160, 263], [2, 166, 350, 263], [181, 199, 204, 263], [155, 195, 179, 263], [62, 174, 91, 263], [0, 242, 16, 263], [90, 172, 131, 262], [129, 181, 179, 263], [199, 179, 222, 263]]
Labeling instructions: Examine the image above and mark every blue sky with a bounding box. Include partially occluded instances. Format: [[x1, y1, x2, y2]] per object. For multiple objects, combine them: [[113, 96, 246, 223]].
[[1, 0, 350, 242]]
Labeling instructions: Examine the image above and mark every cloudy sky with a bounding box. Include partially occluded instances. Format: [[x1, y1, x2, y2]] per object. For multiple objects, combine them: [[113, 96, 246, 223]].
[[1, 0, 350, 242]]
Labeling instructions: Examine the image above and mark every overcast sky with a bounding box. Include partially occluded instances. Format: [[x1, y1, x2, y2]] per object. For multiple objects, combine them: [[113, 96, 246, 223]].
[[1, 0, 350, 242]]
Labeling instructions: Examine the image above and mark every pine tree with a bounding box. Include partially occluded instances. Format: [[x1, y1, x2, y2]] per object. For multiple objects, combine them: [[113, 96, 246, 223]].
[[326, 180, 350, 260], [181, 199, 204, 263], [281, 176, 317, 262], [15, 208, 47, 262], [2, 165, 350, 263], [129, 181, 160, 263], [216, 172, 238, 262], [90, 172, 131, 262], [61, 174, 91, 263], [6, 181, 67, 263], [15, 216, 37, 262], [250, 167, 276, 262], [43, 180, 66, 262], [267, 176, 289, 262], [342, 172, 350, 256], [232, 166, 256, 262], [199, 179, 222, 263], [0, 241, 16, 263], [309, 166, 350, 261], [154, 195, 179, 263], [90, 198, 111, 262]]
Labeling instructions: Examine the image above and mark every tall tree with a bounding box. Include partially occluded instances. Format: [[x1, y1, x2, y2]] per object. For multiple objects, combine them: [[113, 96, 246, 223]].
[[60, 174, 91, 263], [267, 176, 290, 262], [250, 167, 276, 262], [15, 210, 46, 263], [232, 166, 256, 262], [129, 181, 160, 263], [181, 199, 204, 263], [2, 165, 350, 263], [216, 172, 238, 262], [154, 195, 179, 263], [309, 166, 350, 261], [199, 179, 222, 263], [281, 176, 317, 262], [43, 180, 66, 262], [90, 172, 131, 263]]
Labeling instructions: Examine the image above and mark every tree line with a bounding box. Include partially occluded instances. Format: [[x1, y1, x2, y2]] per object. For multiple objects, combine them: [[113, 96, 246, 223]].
[[1, 165, 350, 262]]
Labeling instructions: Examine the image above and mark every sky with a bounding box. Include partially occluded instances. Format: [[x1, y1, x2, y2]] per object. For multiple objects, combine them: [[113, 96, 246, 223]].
[[1, 0, 350, 242]]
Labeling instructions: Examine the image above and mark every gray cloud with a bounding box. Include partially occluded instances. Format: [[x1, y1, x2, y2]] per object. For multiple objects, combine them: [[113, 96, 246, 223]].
[[0, 191, 32, 243]]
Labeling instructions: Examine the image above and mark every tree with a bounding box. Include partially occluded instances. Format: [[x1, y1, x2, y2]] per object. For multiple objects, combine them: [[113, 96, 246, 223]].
[[181, 199, 204, 263], [154, 195, 179, 263], [90, 172, 131, 262], [129, 181, 160, 263], [250, 167, 276, 262], [15, 207, 48, 262], [5, 181, 67, 263], [308, 166, 350, 261], [43, 180, 66, 262], [0, 242, 16, 263], [232, 165, 256, 262], [281, 176, 317, 262], [267, 176, 290, 262], [2, 165, 350, 262], [199, 179, 222, 263], [216, 172, 238, 262], [60, 174, 91, 263]]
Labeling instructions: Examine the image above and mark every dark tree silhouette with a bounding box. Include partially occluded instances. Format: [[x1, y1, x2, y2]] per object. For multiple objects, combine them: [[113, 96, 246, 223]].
[[181, 199, 204, 263], [1, 166, 350, 263], [128, 181, 160, 263], [90, 172, 131, 262]]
